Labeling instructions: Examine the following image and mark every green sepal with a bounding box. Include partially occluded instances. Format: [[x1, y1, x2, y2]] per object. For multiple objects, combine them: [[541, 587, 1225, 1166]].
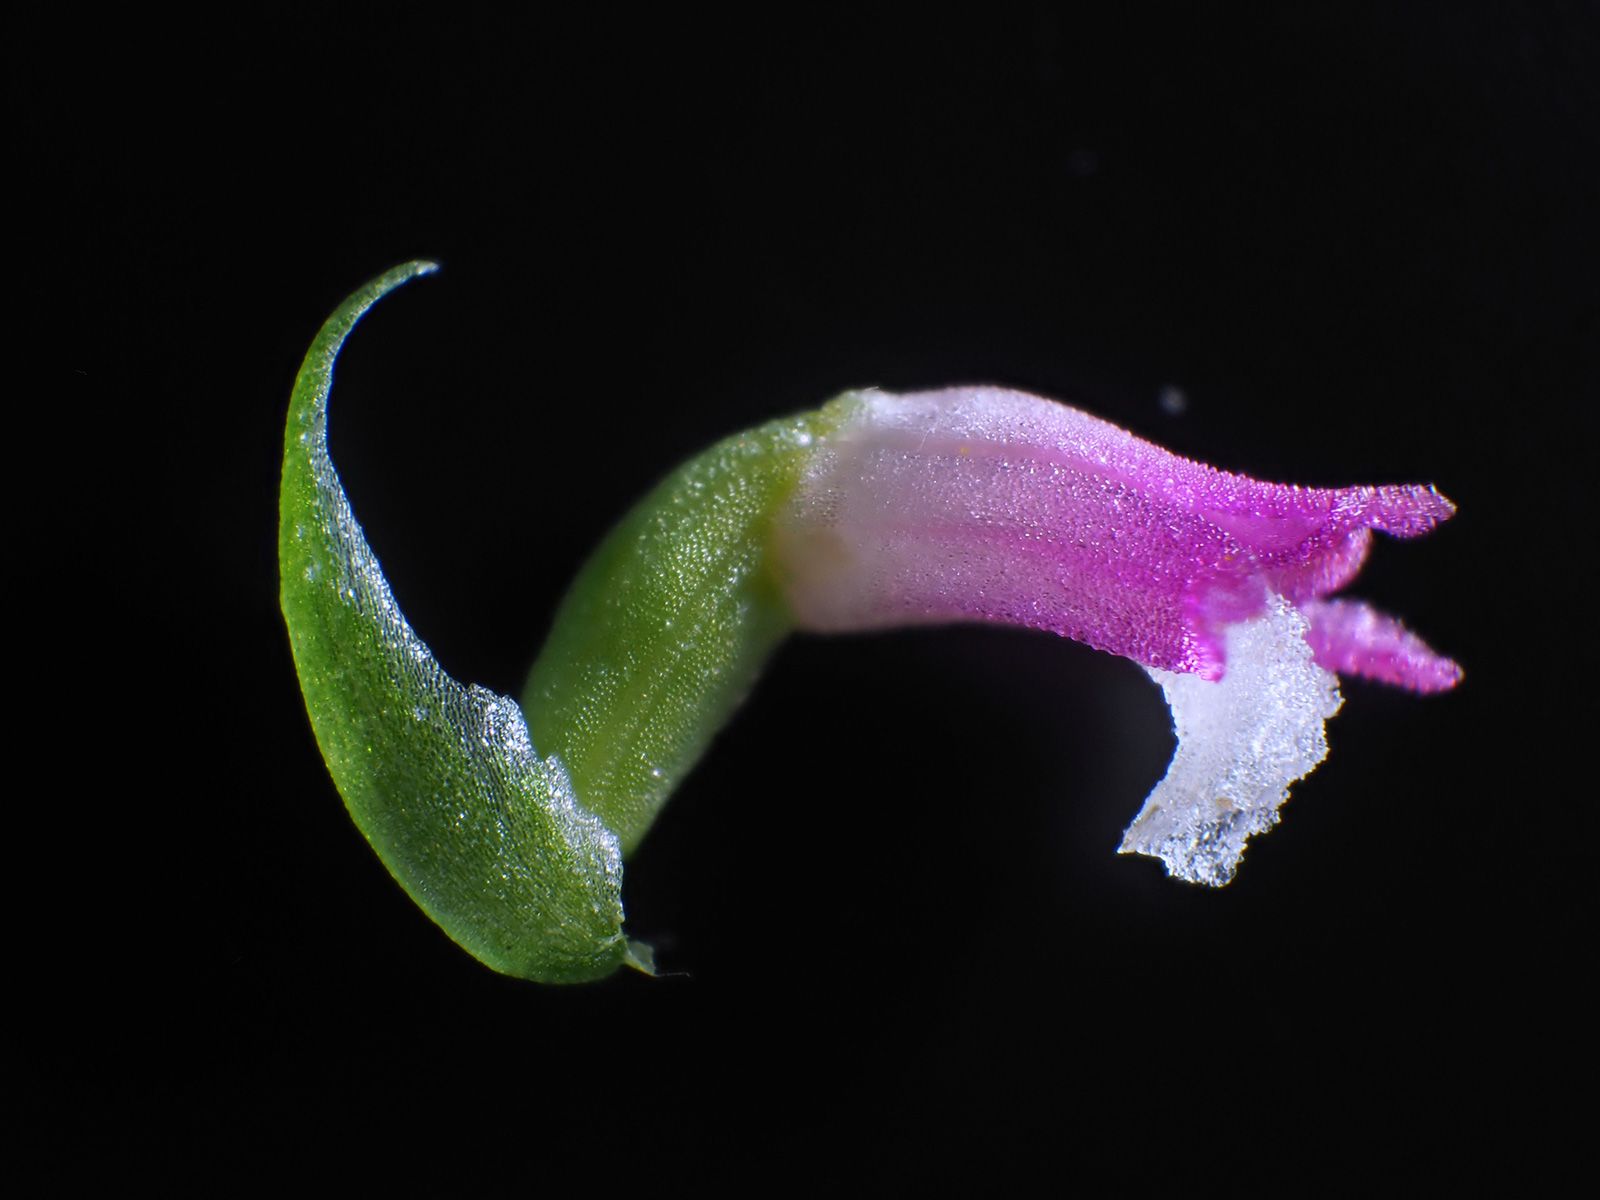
[[279, 263, 631, 983], [524, 406, 845, 854]]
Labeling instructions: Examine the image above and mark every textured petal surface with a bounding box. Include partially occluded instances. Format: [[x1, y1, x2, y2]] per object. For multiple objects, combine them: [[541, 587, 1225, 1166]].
[[1300, 598, 1464, 692], [777, 387, 1455, 679]]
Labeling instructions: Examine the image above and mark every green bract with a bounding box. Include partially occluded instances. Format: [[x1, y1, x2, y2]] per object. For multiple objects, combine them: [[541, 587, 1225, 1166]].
[[280, 263, 836, 981], [523, 402, 846, 854]]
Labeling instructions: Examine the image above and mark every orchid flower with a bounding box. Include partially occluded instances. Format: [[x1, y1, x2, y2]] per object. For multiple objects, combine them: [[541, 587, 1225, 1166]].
[[774, 387, 1460, 885], [281, 264, 1460, 982]]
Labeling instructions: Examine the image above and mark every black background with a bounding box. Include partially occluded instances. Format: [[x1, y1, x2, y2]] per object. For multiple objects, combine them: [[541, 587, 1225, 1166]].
[[24, 3, 1592, 1179]]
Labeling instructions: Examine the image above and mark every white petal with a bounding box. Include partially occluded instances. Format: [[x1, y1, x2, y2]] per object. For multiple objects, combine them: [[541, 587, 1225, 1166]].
[[1120, 591, 1342, 885]]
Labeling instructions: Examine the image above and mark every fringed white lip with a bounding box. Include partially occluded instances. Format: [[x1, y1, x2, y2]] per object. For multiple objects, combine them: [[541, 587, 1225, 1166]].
[[1120, 591, 1343, 885]]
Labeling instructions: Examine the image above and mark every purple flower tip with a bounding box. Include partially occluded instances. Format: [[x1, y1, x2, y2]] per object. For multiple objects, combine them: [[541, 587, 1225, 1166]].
[[1301, 598, 1463, 693]]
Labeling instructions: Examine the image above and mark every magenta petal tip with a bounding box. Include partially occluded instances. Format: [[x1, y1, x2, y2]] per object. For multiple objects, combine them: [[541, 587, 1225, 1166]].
[[1301, 598, 1463, 693]]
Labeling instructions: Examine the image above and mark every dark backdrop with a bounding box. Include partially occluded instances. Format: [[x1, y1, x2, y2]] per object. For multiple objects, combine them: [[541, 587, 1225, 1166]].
[[23, 3, 1592, 1179]]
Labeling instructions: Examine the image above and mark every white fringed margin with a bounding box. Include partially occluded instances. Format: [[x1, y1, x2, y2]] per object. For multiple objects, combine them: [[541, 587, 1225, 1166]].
[[1120, 592, 1343, 885]]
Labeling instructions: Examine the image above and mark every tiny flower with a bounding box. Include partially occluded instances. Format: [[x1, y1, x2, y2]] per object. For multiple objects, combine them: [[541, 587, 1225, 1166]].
[[285, 266, 1464, 981], [774, 386, 1459, 884]]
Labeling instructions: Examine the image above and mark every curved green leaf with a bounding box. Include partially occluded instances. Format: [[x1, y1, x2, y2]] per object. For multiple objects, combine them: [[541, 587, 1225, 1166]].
[[279, 263, 631, 982]]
